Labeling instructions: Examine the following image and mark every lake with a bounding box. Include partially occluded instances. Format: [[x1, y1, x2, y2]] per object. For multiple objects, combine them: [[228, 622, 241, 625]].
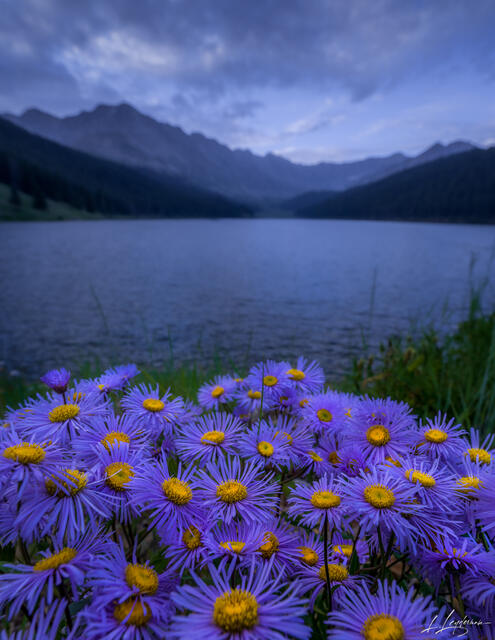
[[1, 219, 494, 379]]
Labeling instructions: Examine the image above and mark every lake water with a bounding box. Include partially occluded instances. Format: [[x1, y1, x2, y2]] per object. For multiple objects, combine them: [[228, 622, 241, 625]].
[[1, 219, 494, 379]]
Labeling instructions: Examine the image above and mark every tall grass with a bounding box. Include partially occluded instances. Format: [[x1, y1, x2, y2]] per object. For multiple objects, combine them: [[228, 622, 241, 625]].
[[342, 290, 495, 435]]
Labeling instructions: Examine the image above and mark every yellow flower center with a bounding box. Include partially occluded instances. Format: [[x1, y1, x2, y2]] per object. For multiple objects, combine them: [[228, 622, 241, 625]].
[[219, 540, 246, 554], [275, 430, 293, 445], [364, 484, 396, 508], [298, 546, 319, 566], [385, 456, 401, 468], [316, 408, 333, 422], [310, 490, 342, 509], [201, 430, 225, 445], [106, 462, 135, 491], [456, 476, 482, 496], [247, 390, 261, 399], [404, 469, 436, 488], [345, 408, 352, 417], [234, 378, 244, 383], [211, 386, 225, 398], [125, 564, 159, 594], [363, 614, 405, 640], [309, 450, 323, 462], [213, 589, 258, 633], [299, 398, 309, 408], [424, 428, 448, 443], [318, 563, 348, 582], [286, 368, 306, 381], [101, 431, 130, 452], [182, 526, 202, 550], [142, 398, 164, 412], [48, 404, 80, 423], [258, 532, 279, 559], [3, 442, 46, 464], [216, 480, 247, 503], [333, 544, 353, 557], [33, 547, 77, 571], [162, 477, 193, 505], [466, 448, 491, 465], [263, 375, 278, 387], [257, 441, 274, 457], [329, 450, 341, 464], [114, 598, 151, 627], [45, 469, 87, 497], [366, 425, 391, 447]]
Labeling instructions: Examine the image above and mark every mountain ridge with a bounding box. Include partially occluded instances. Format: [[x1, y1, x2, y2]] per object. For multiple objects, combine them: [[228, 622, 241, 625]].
[[3, 103, 476, 202]]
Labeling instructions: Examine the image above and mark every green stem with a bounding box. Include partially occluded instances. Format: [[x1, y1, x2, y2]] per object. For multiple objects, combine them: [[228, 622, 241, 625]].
[[322, 515, 333, 611], [452, 573, 465, 617]]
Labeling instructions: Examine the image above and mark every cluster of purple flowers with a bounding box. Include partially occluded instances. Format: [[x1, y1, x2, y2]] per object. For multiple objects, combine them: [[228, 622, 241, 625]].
[[0, 358, 494, 639]]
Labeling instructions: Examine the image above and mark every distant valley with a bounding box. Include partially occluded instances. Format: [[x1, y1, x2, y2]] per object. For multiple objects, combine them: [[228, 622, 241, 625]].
[[0, 102, 493, 223], [4, 103, 475, 202]]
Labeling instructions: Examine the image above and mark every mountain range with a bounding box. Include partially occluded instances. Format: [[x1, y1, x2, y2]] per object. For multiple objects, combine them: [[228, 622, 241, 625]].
[[3, 103, 476, 203]]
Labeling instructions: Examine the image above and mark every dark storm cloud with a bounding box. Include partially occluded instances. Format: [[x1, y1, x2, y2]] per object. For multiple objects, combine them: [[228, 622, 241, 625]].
[[2, 0, 495, 111]]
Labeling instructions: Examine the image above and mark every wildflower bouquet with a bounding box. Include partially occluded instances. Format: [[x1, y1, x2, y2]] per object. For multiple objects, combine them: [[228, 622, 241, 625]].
[[0, 359, 494, 639]]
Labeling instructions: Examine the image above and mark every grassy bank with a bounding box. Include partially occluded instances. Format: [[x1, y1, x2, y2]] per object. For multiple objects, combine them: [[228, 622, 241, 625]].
[[2, 300, 495, 433]]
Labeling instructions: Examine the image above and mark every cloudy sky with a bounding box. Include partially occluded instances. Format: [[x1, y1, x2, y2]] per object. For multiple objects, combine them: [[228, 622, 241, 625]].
[[2, 0, 495, 162]]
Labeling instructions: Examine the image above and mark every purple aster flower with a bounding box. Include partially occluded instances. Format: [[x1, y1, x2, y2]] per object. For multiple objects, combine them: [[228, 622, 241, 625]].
[[0, 598, 67, 640], [341, 466, 422, 552], [96, 363, 140, 392], [93, 443, 151, 523], [418, 537, 495, 588], [266, 414, 314, 467], [89, 539, 177, 619], [284, 357, 325, 393], [333, 444, 369, 477], [40, 368, 71, 394], [266, 384, 300, 413], [254, 518, 301, 575], [233, 383, 272, 416], [294, 532, 325, 572], [20, 391, 111, 445], [15, 465, 113, 544], [238, 422, 291, 470], [0, 431, 68, 501], [388, 455, 459, 510], [462, 561, 495, 616], [131, 457, 203, 543], [78, 595, 171, 639], [474, 472, 495, 535], [121, 383, 184, 438], [327, 580, 435, 640], [346, 398, 417, 465], [295, 557, 364, 610], [300, 391, 349, 436], [287, 474, 347, 530], [462, 427, 495, 467], [170, 558, 310, 640], [197, 375, 237, 410], [164, 521, 209, 574], [0, 528, 108, 618], [204, 520, 266, 571], [415, 413, 466, 461], [244, 360, 292, 401], [330, 531, 369, 567], [71, 412, 149, 466], [300, 447, 332, 476], [175, 412, 243, 464], [196, 456, 279, 525]]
